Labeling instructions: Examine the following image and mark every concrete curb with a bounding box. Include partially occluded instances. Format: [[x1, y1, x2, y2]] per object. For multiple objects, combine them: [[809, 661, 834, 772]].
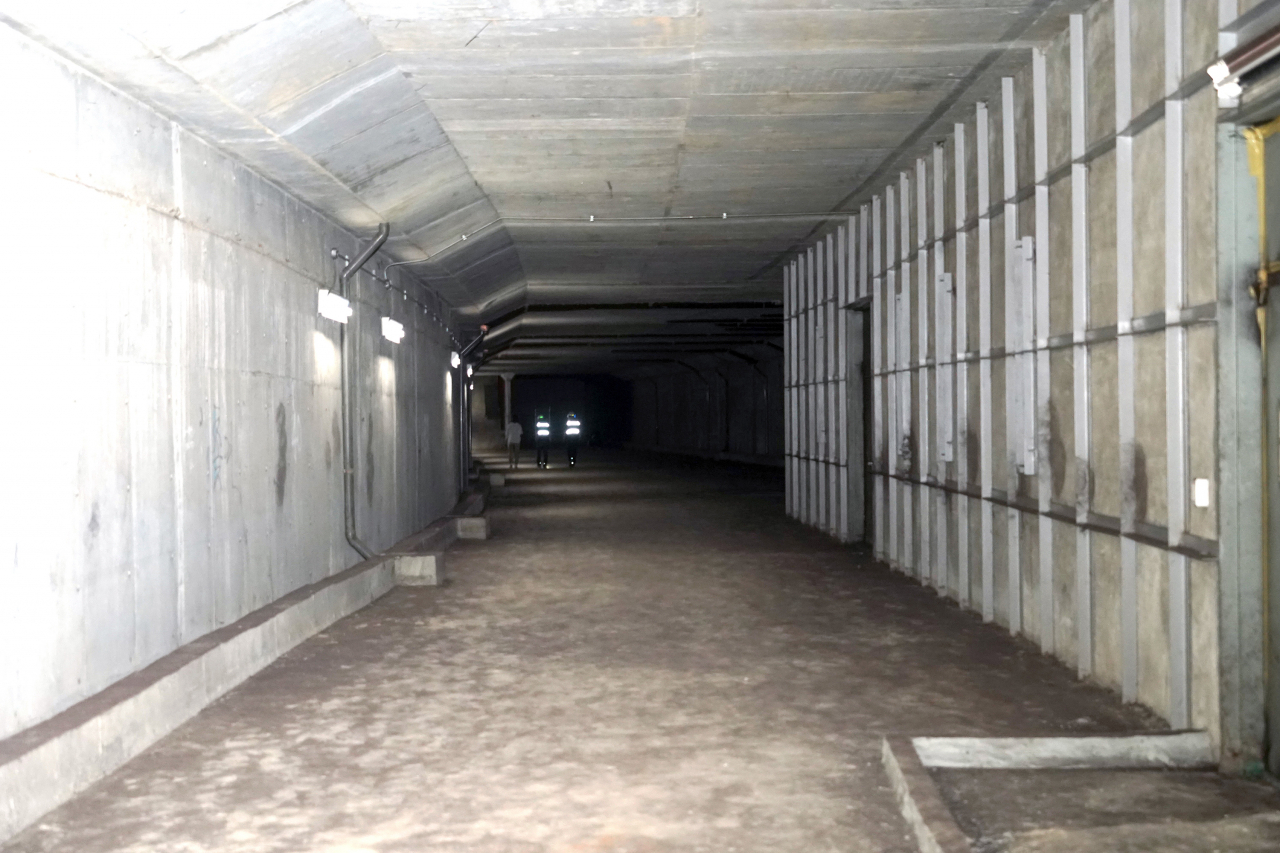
[[0, 555, 399, 844], [881, 737, 973, 853], [911, 731, 1216, 769]]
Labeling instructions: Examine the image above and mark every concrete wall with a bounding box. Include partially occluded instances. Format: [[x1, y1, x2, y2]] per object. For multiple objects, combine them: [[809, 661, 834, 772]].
[[628, 353, 784, 464], [0, 25, 459, 742], [785, 0, 1226, 749]]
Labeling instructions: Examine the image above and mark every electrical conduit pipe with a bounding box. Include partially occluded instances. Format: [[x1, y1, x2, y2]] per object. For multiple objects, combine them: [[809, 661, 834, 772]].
[[338, 223, 390, 560]]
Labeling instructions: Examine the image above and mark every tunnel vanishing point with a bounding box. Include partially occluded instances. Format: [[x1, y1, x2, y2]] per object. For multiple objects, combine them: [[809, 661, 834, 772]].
[[6, 0, 1280, 850]]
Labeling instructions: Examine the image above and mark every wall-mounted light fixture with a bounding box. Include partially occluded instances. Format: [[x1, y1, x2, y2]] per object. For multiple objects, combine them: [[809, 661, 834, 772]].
[[381, 317, 405, 343], [466, 365, 474, 378], [318, 289, 353, 323], [451, 351, 461, 369]]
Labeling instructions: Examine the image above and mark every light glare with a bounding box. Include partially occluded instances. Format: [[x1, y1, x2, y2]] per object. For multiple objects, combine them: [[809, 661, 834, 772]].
[[318, 289, 352, 323], [381, 316, 405, 343]]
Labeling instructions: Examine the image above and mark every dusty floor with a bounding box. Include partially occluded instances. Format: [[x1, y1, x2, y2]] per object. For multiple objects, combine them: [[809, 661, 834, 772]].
[[933, 767, 1280, 852], [6, 451, 1163, 852]]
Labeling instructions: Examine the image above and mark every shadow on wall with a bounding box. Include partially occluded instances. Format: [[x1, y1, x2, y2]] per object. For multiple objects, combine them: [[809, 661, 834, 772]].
[[471, 375, 505, 454]]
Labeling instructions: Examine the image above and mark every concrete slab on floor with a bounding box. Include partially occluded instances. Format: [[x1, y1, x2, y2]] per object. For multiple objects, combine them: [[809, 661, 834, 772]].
[[4, 451, 1167, 853], [931, 767, 1280, 853]]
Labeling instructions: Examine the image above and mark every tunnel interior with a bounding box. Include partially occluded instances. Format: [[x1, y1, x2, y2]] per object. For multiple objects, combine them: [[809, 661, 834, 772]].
[[5, 0, 1280, 849]]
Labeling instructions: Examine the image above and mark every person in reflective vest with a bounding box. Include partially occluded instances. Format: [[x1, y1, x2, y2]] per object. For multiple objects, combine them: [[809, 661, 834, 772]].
[[564, 413, 582, 467], [534, 412, 551, 468]]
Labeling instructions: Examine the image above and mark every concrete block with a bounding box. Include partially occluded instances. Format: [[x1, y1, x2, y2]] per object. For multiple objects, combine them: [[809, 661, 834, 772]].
[[1088, 148, 1118, 327], [490, 472, 505, 486], [455, 516, 489, 540], [1089, 340, 1120, 518], [1190, 559, 1220, 748], [1136, 543, 1171, 718], [394, 553, 441, 586], [1052, 519, 1078, 661], [1132, 119, 1166, 317], [1086, 0, 1116, 144], [1092, 533, 1123, 692]]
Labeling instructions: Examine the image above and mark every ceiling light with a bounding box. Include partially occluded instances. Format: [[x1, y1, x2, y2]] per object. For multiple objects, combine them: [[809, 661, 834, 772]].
[[318, 289, 352, 323], [381, 317, 405, 343]]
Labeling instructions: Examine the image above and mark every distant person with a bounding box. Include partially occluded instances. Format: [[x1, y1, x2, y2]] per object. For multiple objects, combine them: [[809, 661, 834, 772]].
[[504, 419, 523, 468], [564, 413, 582, 467], [534, 412, 551, 468]]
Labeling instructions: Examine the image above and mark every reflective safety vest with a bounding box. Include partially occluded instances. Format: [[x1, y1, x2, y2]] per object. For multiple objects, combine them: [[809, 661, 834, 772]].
[[535, 418, 551, 438], [565, 416, 580, 437]]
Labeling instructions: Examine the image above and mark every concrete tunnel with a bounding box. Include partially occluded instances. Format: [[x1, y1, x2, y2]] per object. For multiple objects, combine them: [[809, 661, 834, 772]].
[[8, 0, 1280, 849]]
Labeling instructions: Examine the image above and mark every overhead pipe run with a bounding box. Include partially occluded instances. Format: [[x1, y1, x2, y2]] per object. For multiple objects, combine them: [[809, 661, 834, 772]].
[[1210, 20, 1280, 106], [337, 223, 389, 561]]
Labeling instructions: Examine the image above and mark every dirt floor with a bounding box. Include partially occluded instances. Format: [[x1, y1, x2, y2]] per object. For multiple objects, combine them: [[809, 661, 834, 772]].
[[4, 450, 1170, 852]]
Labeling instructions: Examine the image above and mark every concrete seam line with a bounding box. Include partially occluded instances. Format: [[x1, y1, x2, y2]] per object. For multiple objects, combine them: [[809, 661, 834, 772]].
[[0, 561, 397, 845], [910, 732, 1216, 769], [881, 737, 973, 853]]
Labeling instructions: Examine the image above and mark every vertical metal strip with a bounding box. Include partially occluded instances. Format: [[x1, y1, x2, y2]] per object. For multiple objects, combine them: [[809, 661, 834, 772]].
[[861, 204, 871, 299], [811, 237, 819, 534], [875, 195, 889, 562], [791, 259, 799, 519], [1219, 0, 1239, 52], [795, 255, 804, 523], [899, 173, 916, 578], [978, 100, 995, 622], [888, 186, 901, 568], [801, 250, 811, 528], [955, 122, 971, 606], [803, 242, 814, 527], [783, 256, 793, 514], [917, 158, 933, 585], [785, 261, 793, 518], [934, 143, 950, 593], [1115, 0, 1138, 703], [1070, 13, 1094, 678], [839, 223, 851, 541], [820, 237, 831, 532], [1002, 76, 1023, 635], [1034, 48, 1055, 654], [815, 240, 825, 531], [828, 232, 839, 535], [1165, 0, 1190, 728]]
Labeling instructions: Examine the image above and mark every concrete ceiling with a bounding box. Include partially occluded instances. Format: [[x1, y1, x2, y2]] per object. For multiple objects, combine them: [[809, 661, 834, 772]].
[[1, 0, 1078, 373]]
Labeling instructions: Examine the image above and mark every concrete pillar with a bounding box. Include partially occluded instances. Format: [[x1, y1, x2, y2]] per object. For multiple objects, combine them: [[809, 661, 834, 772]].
[[502, 373, 514, 424]]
